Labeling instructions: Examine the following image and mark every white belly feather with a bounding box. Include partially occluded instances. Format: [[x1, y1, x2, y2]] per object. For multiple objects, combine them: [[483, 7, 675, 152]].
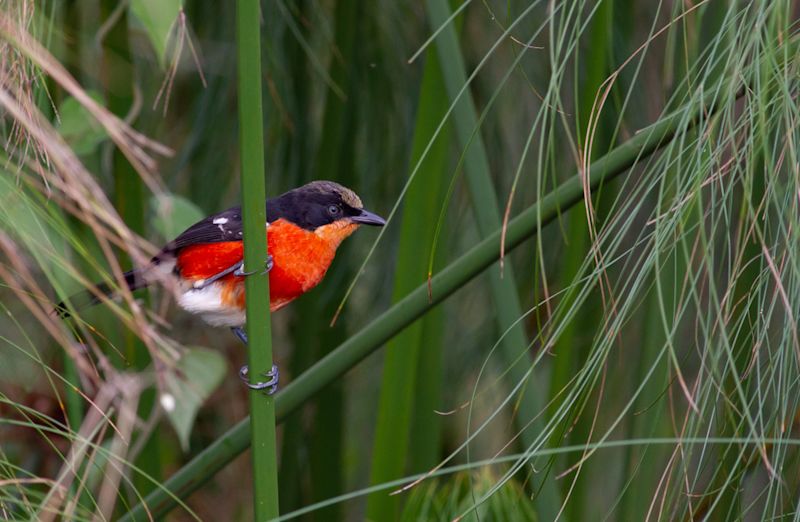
[[177, 284, 246, 328]]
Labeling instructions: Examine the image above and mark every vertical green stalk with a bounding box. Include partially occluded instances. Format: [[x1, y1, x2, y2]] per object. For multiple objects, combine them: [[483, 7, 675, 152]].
[[237, 0, 279, 519], [304, 2, 360, 517], [46, 0, 82, 436], [366, 46, 450, 520], [425, 0, 559, 517], [76, 0, 101, 87], [278, 0, 362, 516], [48, 1, 86, 494], [276, 0, 312, 511]]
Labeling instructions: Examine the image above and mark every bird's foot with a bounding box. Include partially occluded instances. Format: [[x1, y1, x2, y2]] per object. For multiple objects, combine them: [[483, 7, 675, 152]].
[[231, 326, 248, 345], [233, 255, 273, 277], [239, 364, 279, 395]]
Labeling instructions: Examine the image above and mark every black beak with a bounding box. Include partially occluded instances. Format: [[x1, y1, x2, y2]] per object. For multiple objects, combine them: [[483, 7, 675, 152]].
[[350, 208, 386, 226]]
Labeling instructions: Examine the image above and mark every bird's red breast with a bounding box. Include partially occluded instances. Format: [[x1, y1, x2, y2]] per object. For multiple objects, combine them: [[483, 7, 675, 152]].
[[175, 218, 358, 312]]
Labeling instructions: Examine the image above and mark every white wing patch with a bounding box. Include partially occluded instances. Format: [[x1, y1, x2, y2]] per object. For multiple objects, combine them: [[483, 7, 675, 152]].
[[213, 217, 229, 233]]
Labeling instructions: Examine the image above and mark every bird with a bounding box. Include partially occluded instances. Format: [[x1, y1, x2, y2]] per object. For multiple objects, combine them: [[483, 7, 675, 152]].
[[56, 180, 386, 393]]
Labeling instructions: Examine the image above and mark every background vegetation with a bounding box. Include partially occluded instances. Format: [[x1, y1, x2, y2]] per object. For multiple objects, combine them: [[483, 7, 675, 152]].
[[0, 0, 798, 520]]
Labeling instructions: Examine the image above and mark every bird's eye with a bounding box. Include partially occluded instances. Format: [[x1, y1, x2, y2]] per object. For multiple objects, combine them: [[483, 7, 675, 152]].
[[327, 204, 341, 216]]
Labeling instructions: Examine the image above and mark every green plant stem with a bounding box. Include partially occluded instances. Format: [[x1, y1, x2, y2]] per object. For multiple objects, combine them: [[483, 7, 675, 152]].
[[424, 0, 560, 515], [49, 0, 82, 440], [276, 1, 312, 510], [366, 45, 450, 520], [236, 0, 279, 520], [119, 73, 723, 521], [303, 2, 360, 517]]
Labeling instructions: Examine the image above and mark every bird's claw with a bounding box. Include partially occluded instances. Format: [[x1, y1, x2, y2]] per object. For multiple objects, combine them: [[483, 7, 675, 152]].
[[233, 255, 273, 277], [232, 326, 248, 345], [239, 364, 279, 395]]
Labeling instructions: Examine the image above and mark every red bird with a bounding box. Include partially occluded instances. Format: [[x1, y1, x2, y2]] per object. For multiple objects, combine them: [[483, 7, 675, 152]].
[[58, 181, 385, 393]]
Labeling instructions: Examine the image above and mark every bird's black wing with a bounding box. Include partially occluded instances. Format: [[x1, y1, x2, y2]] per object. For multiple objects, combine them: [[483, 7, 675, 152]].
[[161, 206, 245, 255], [159, 193, 301, 257]]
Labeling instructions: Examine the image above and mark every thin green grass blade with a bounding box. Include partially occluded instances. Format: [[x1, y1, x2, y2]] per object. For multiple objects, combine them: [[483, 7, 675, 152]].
[[617, 176, 680, 520], [408, 303, 445, 471], [550, 1, 618, 517], [424, 0, 560, 516], [693, 6, 761, 520], [709, 85, 764, 522], [617, 6, 687, 518], [236, 0, 279, 519], [301, 0, 361, 517], [276, 1, 313, 512], [366, 46, 451, 520]]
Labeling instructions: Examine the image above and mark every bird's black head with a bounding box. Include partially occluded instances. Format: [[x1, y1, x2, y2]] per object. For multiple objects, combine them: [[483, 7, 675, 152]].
[[268, 181, 386, 231]]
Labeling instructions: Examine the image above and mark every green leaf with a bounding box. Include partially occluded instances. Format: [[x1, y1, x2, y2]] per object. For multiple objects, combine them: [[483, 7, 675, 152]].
[[150, 192, 205, 240], [162, 347, 226, 452], [56, 91, 108, 156], [0, 170, 74, 293], [129, 0, 181, 67], [367, 42, 450, 520]]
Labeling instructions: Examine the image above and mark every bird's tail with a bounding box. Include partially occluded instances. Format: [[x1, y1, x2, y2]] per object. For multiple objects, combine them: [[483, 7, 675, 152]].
[[54, 269, 149, 318]]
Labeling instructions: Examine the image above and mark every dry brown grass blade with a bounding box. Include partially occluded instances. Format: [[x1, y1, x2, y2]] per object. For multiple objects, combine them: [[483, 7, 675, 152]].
[[0, 8, 172, 194], [37, 381, 118, 522], [0, 7, 185, 391], [0, 85, 156, 303]]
